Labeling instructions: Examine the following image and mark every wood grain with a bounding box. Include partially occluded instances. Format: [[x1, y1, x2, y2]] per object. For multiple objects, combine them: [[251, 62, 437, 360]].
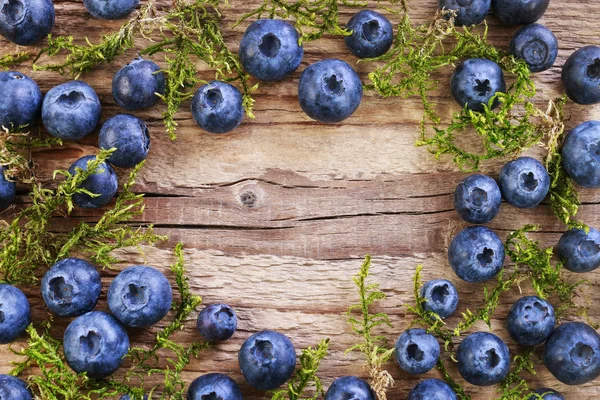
[[2, 0, 600, 398]]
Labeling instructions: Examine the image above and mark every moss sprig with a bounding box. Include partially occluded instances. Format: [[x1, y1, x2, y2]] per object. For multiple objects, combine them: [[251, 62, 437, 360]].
[[0, 151, 164, 285], [271, 339, 330, 400], [235, 0, 365, 44], [497, 347, 537, 400], [32, 0, 255, 139], [125, 242, 207, 398], [346, 256, 394, 400], [0, 51, 33, 70]]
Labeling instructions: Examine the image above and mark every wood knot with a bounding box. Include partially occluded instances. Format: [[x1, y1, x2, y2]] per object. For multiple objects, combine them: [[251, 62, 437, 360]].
[[240, 190, 258, 207]]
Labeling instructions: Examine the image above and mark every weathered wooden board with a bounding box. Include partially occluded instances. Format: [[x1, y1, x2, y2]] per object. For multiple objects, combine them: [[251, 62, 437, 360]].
[[2, 0, 600, 398]]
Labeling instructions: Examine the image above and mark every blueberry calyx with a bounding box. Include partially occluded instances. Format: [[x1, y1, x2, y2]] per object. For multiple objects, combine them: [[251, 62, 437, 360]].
[[325, 74, 345, 95], [407, 343, 425, 361], [431, 284, 450, 304], [57, 91, 86, 108], [587, 58, 600, 79], [80, 331, 101, 357], [258, 33, 281, 58], [474, 78, 491, 96], [123, 283, 148, 309], [1, 0, 25, 25], [205, 88, 223, 109], [483, 348, 500, 368], [468, 187, 487, 207], [477, 247, 494, 266], [201, 392, 222, 400], [523, 39, 548, 64], [361, 19, 380, 42], [523, 301, 549, 323], [252, 339, 275, 365], [579, 238, 600, 258], [49, 276, 74, 302], [520, 171, 538, 191], [216, 306, 234, 323], [570, 343, 594, 367]]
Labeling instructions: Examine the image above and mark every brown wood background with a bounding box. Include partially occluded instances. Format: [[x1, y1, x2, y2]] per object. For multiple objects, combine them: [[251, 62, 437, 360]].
[[2, 0, 600, 398]]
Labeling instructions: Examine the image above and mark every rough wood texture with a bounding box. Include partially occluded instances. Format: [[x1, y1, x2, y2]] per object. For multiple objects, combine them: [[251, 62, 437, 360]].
[[2, 0, 600, 398]]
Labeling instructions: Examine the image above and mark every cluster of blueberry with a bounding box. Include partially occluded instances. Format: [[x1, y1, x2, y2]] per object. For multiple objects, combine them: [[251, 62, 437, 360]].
[[0, 256, 240, 398]]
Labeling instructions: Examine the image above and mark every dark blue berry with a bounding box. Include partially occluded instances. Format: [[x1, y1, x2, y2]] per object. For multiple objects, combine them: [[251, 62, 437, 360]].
[[562, 46, 600, 105], [450, 58, 506, 112], [0, 0, 54, 45], [507, 296, 555, 346], [509, 24, 557, 73], [457, 332, 510, 386], [0, 374, 32, 399], [454, 173, 501, 223], [68, 155, 118, 209], [108, 265, 173, 328], [543, 322, 600, 385], [448, 225, 505, 283], [420, 279, 459, 319], [325, 376, 375, 400], [83, 0, 139, 20], [197, 303, 238, 342], [557, 227, 600, 273], [407, 378, 457, 400], [42, 81, 101, 140], [98, 114, 150, 168], [438, 0, 491, 27], [0, 165, 16, 211], [191, 81, 244, 134], [395, 328, 440, 374], [528, 388, 565, 400], [298, 59, 363, 123], [491, 0, 550, 25], [239, 19, 303, 82], [562, 120, 600, 187], [499, 157, 550, 208], [41, 257, 101, 317], [0, 71, 42, 130], [344, 10, 393, 58], [112, 57, 165, 111], [187, 373, 243, 400], [238, 330, 296, 390], [63, 311, 130, 379], [0, 284, 30, 344]]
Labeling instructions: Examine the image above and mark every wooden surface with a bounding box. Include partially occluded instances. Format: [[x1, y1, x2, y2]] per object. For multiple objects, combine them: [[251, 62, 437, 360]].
[[2, 0, 600, 398]]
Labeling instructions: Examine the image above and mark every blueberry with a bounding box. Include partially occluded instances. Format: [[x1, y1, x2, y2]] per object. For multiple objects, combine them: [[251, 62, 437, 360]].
[[197, 303, 238, 342], [450, 58, 506, 112], [448, 226, 505, 283], [499, 157, 550, 208], [191, 81, 244, 134], [41, 258, 101, 317], [0, 71, 42, 130], [63, 311, 130, 378], [491, 0, 550, 25], [543, 322, 600, 385], [557, 227, 600, 273], [112, 57, 165, 111], [238, 19, 303, 82], [562, 46, 600, 105], [420, 279, 459, 319], [68, 155, 118, 209], [0, 165, 16, 211], [561, 120, 600, 187], [407, 378, 457, 400], [509, 24, 557, 73], [98, 114, 150, 168], [324, 376, 375, 400], [454, 173, 501, 223], [42, 81, 101, 140], [395, 328, 440, 374], [457, 332, 510, 386], [438, 0, 491, 27], [187, 373, 243, 400], [507, 296, 555, 346], [0, 0, 54, 46], [83, 0, 139, 20], [298, 59, 363, 123], [238, 330, 296, 390], [0, 284, 30, 344], [528, 388, 565, 400], [344, 10, 393, 59], [108, 265, 172, 328], [0, 374, 32, 399]]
